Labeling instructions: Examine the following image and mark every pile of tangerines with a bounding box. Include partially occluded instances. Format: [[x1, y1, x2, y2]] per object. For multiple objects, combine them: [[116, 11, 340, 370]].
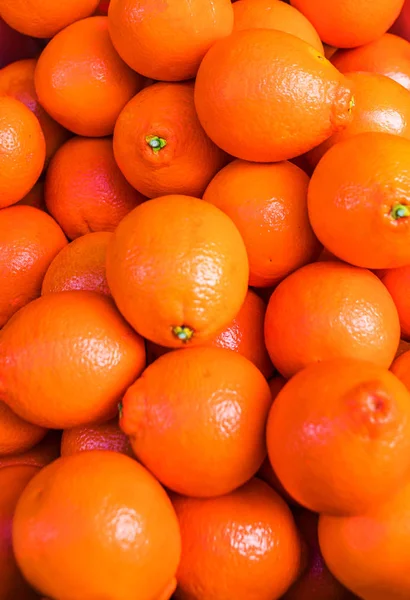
[[2, 0, 410, 598]]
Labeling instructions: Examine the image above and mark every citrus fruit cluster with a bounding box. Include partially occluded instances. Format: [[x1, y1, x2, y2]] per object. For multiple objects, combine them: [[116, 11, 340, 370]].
[[1, 0, 410, 598]]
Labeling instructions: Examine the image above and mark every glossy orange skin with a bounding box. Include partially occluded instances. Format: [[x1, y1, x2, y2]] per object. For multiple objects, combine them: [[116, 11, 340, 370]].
[[308, 133, 410, 269], [0, 96, 45, 208], [146, 289, 274, 379], [380, 266, 410, 340], [108, 0, 234, 81], [203, 159, 321, 287], [267, 358, 410, 516], [0, 465, 40, 600], [13, 452, 181, 600], [0, 59, 70, 166], [42, 232, 112, 296], [114, 82, 228, 199], [172, 478, 302, 600], [319, 480, 410, 599], [265, 262, 400, 379], [290, 0, 404, 48], [0, 402, 46, 457], [17, 181, 46, 211], [332, 33, 410, 91], [194, 29, 354, 162], [61, 418, 133, 457], [0, 205, 67, 328], [45, 137, 145, 240], [307, 71, 410, 167], [34, 17, 143, 137], [106, 195, 249, 348], [233, 0, 323, 53], [0, 431, 61, 470], [0, 291, 146, 429], [121, 347, 272, 497], [284, 510, 357, 600], [0, 0, 99, 38]]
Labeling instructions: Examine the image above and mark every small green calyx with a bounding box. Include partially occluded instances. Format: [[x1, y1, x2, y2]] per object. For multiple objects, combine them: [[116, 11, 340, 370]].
[[146, 135, 167, 153], [172, 325, 194, 342], [391, 204, 410, 220], [118, 401, 123, 420]]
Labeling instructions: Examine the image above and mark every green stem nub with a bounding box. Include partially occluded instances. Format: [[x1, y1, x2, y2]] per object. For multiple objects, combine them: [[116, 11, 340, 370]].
[[172, 325, 194, 342], [391, 204, 410, 220], [146, 135, 167, 153], [118, 401, 123, 420]]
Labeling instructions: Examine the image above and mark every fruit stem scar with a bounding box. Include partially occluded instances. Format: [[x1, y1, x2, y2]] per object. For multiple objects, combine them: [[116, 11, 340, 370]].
[[118, 401, 123, 419], [391, 204, 410, 219], [172, 325, 194, 342], [348, 96, 355, 113], [146, 135, 167, 153]]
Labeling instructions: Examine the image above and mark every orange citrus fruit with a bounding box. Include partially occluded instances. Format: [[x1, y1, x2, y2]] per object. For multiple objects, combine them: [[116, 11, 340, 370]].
[[233, 0, 323, 53], [0, 205, 67, 328], [307, 71, 410, 167], [61, 419, 133, 457], [0, 0, 100, 38], [34, 16, 143, 136], [319, 479, 410, 599], [0, 96, 45, 208], [0, 291, 146, 429], [267, 358, 410, 516], [332, 33, 410, 91], [13, 451, 181, 600], [121, 347, 272, 497], [108, 0, 234, 81], [106, 195, 249, 348], [265, 261, 400, 379], [42, 232, 112, 296], [203, 159, 321, 287], [290, 0, 404, 48], [113, 81, 228, 198], [146, 289, 274, 379], [194, 29, 354, 162], [308, 132, 410, 269], [45, 136, 145, 240], [0, 402, 46, 457], [172, 478, 302, 600], [0, 58, 70, 166]]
